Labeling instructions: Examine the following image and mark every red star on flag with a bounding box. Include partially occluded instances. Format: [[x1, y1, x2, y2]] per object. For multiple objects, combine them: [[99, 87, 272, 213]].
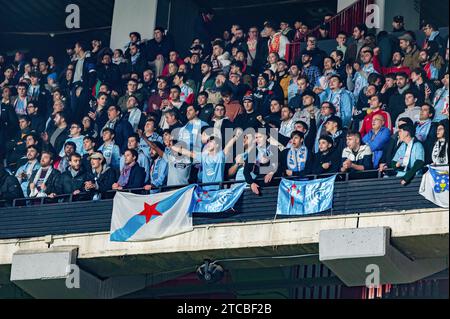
[[286, 184, 302, 207], [138, 202, 162, 224]]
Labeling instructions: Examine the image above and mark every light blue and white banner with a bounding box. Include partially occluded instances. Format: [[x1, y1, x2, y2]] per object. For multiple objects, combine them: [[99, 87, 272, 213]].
[[276, 176, 336, 216], [192, 183, 246, 213]]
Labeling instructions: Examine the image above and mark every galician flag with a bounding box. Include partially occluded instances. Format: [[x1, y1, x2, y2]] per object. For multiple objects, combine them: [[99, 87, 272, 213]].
[[419, 166, 449, 208], [110, 185, 196, 242], [276, 176, 336, 216]]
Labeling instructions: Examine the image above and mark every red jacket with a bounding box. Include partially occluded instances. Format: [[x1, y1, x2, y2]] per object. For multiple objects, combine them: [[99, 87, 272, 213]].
[[162, 58, 185, 77], [373, 54, 411, 76], [360, 109, 393, 138]]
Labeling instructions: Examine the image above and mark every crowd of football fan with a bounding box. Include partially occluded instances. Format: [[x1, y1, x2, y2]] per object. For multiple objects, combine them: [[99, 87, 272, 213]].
[[0, 9, 448, 203]]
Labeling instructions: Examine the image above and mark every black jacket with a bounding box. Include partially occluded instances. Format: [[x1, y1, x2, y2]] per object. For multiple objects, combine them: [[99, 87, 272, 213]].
[[244, 144, 280, 185], [412, 81, 435, 106], [304, 119, 318, 151], [253, 89, 276, 117], [92, 107, 109, 134], [199, 104, 215, 123], [345, 40, 364, 64], [126, 55, 148, 77], [28, 85, 51, 117], [47, 127, 70, 156], [145, 37, 174, 61], [0, 169, 23, 202], [29, 113, 46, 134], [85, 166, 118, 193], [311, 149, 341, 175], [96, 63, 122, 93], [72, 55, 97, 90], [249, 38, 269, 74], [235, 111, 260, 130], [330, 130, 348, 158], [142, 80, 158, 101], [122, 164, 146, 190], [27, 168, 61, 197], [387, 89, 409, 123], [6, 129, 36, 168], [229, 82, 250, 101], [58, 169, 88, 194], [380, 133, 401, 167], [263, 112, 281, 129], [112, 118, 134, 153], [0, 102, 19, 139], [0, 102, 19, 157], [415, 121, 438, 165], [297, 48, 328, 71], [123, 110, 147, 132]]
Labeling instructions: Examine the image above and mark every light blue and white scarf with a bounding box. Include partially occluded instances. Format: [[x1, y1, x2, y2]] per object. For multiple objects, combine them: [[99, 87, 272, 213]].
[[287, 145, 308, 172]]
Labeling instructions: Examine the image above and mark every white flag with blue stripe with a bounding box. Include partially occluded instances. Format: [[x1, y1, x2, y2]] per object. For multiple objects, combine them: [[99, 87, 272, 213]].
[[110, 185, 196, 242]]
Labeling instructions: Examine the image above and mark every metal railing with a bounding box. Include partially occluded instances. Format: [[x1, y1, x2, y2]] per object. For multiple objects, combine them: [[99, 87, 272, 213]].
[[314, 0, 375, 40], [286, 0, 375, 65], [6, 169, 396, 208]]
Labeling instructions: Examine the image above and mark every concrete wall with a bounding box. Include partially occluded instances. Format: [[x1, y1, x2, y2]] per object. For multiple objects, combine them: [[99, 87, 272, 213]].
[[1, 208, 447, 268]]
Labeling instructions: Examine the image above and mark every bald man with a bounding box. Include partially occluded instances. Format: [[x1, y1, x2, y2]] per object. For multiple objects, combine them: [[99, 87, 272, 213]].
[[362, 114, 392, 167]]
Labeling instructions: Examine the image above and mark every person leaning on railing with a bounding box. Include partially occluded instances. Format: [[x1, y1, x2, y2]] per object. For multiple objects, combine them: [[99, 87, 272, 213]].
[[280, 131, 312, 178], [112, 149, 145, 191], [391, 124, 425, 185], [244, 127, 280, 195], [84, 152, 117, 198], [340, 131, 373, 174], [28, 151, 61, 198], [56, 153, 88, 196]]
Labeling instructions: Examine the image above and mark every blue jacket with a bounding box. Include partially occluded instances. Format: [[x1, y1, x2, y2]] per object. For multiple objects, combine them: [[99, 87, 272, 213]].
[[320, 88, 355, 128], [98, 143, 121, 170], [150, 157, 168, 189], [362, 127, 391, 168]]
